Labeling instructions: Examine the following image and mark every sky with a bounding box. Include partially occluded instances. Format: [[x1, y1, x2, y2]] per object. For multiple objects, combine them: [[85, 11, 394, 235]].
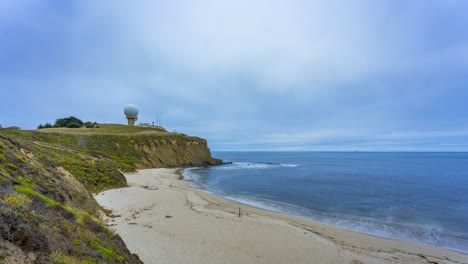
[[1, 0, 468, 151]]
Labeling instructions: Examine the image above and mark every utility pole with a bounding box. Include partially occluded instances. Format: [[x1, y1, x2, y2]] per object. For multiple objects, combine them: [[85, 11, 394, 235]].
[[157, 115, 162, 127]]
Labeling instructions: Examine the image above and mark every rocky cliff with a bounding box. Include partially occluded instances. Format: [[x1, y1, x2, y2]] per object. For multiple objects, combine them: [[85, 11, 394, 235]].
[[0, 124, 221, 263]]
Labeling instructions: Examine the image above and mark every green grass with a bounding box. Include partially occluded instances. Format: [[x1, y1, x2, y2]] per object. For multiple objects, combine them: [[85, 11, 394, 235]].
[[98, 246, 116, 260], [49, 251, 86, 264], [34, 123, 169, 135], [14, 185, 61, 207]]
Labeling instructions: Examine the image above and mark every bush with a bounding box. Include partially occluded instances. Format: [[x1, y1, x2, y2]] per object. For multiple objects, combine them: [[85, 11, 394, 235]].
[[66, 123, 82, 128], [54, 117, 83, 128], [4, 194, 32, 209], [37, 123, 53, 129], [49, 251, 82, 264], [83, 121, 99, 128]]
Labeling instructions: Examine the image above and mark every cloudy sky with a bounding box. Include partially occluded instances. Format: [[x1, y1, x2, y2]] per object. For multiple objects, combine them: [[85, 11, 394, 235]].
[[1, 0, 468, 151]]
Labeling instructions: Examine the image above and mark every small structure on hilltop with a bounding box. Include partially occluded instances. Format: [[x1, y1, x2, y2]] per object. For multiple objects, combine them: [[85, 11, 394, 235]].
[[124, 104, 139, 126]]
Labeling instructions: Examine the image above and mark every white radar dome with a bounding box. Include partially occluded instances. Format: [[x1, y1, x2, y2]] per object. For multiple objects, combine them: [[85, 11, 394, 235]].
[[124, 104, 139, 118]]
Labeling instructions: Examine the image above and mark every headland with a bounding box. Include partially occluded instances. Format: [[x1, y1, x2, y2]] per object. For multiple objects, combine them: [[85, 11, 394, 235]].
[[0, 124, 220, 263]]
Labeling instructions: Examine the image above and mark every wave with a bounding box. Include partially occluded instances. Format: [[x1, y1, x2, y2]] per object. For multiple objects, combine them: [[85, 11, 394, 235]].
[[217, 195, 468, 254], [182, 168, 204, 187], [182, 162, 468, 253], [219, 162, 301, 170]]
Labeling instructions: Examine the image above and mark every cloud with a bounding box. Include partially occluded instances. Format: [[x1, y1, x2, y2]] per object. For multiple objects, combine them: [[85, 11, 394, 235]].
[[4, 1, 393, 89], [74, 1, 397, 88], [1, 0, 468, 150]]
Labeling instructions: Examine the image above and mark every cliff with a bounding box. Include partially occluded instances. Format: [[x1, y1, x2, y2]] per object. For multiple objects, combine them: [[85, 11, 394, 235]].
[[31, 124, 221, 171], [0, 124, 221, 263]]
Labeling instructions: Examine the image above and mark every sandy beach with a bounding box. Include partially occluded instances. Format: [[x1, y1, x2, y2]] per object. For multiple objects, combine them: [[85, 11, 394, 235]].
[[95, 168, 468, 264]]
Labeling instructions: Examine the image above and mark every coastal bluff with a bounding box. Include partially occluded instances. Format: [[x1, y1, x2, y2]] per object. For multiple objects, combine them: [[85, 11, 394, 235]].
[[32, 124, 222, 171], [0, 124, 220, 263]]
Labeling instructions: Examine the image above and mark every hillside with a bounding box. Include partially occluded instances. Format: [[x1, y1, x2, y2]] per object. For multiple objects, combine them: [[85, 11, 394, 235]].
[[0, 124, 221, 263]]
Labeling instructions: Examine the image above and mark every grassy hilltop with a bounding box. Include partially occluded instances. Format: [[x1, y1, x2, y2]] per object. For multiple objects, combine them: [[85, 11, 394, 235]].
[[35, 123, 170, 135], [0, 124, 220, 263]]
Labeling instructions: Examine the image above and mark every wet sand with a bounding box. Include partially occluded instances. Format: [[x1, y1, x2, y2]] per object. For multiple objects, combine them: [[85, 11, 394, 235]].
[[95, 168, 468, 264]]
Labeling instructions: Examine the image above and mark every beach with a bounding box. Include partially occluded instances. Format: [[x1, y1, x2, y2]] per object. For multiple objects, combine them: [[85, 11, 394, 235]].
[[95, 168, 468, 264]]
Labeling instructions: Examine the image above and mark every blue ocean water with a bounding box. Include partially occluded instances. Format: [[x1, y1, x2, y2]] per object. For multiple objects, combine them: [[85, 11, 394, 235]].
[[183, 152, 468, 253]]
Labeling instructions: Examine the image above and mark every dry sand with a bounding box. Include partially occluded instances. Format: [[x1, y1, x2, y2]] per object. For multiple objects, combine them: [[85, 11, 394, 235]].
[[95, 168, 468, 264]]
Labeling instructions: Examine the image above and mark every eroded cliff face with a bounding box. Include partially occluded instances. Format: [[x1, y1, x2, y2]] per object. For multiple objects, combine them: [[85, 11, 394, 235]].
[[26, 130, 221, 171], [124, 137, 221, 169]]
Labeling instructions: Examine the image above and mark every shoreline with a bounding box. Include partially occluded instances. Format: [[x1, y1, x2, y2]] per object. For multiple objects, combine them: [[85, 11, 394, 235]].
[[193, 185, 466, 256], [95, 168, 468, 264]]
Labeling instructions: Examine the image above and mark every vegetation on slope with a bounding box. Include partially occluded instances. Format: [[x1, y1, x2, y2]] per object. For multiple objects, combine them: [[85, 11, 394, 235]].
[[0, 129, 141, 263], [0, 124, 220, 262], [31, 124, 221, 170]]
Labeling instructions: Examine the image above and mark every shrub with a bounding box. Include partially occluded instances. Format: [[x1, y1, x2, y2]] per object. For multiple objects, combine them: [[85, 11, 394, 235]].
[[98, 246, 115, 260], [4, 194, 32, 209], [0, 203, 47, 251], [84, 122, 97, 128], [0, 204, 21, 242], [54, 117, 83, 128], [66, 122, 82, 128], [49, 251, 82, 264]]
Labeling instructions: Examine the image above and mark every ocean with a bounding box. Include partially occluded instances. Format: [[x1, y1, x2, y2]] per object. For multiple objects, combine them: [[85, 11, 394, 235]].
[[183, 151, 468, 253]]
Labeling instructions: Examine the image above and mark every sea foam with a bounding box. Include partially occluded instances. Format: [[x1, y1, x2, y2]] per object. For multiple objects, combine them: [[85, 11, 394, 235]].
[[183, 151, 468, 253]]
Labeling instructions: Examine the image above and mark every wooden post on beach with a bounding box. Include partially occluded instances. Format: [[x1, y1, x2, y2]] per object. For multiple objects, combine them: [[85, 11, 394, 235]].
[[238, 207, 241, 217]]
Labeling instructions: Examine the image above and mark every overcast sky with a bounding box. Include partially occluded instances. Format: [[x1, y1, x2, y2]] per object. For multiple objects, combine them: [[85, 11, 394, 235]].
[[1, 0, 468, 151]]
